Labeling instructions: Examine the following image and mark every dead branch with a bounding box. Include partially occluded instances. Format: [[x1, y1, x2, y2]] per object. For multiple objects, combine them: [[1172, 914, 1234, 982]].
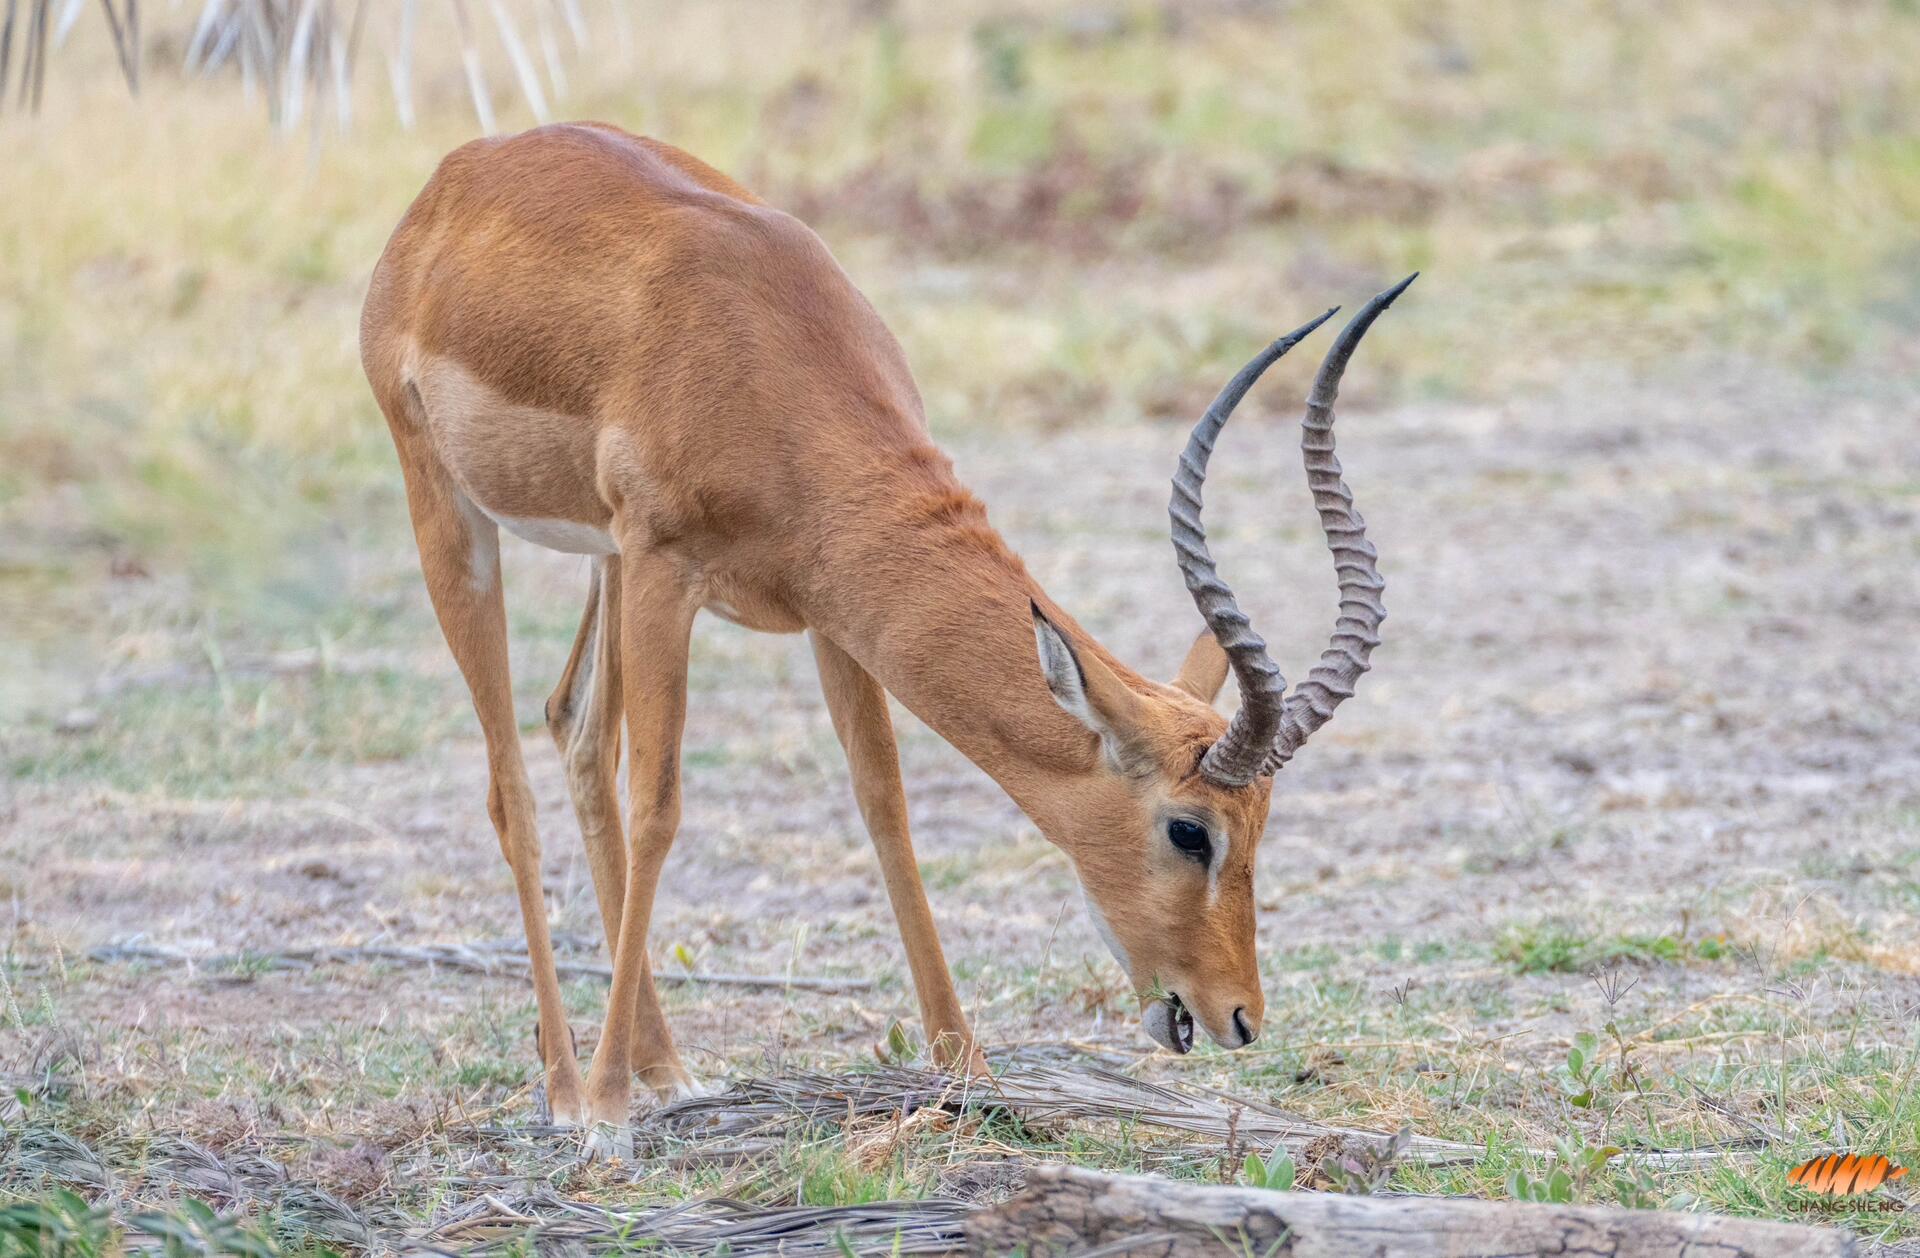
[[78, 939, 873, 994], [967, 1164, 1857, 1258]]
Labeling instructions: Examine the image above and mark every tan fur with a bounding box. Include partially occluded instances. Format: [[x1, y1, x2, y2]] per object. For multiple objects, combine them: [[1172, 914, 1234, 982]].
[[361, 124, 1272, 1139]]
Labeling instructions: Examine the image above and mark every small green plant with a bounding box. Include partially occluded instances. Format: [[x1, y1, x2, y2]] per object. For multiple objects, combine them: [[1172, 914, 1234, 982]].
[[1240, 1146, 1296, 1192], [1612, 1164, 1664, 1210], [222, 951, 282, 981], [1506, 1161, 1576, 1204], [0, 1190, 116, 1258], [1507, 1136, 1624, 1205], [133, 1199, 280, 1258], [1562, 1031, 1603, 1108], [1495, 923, 1593, 974], [1561, 1022, 1645, 1110], [971, 20, 1029, 97], [1694, 934, 1730, 961], [874, 1019, 920, 1066]]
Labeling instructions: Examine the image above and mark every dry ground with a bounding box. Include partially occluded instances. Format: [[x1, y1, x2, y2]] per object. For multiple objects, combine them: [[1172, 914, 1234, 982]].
[[3, 0, 1920, 1252], [6, 358, 1920, 1249]]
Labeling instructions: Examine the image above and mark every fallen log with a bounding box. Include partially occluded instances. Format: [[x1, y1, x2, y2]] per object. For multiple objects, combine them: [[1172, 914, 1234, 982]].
[[967, 1165, 1855, 1257]]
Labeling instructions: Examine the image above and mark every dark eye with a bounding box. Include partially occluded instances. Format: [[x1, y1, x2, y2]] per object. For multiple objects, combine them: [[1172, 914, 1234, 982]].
[[1167, 818, 1212, 863]]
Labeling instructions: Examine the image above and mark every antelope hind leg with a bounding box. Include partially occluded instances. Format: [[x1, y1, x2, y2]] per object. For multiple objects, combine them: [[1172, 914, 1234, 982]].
[[385, 426, 590, 1128]]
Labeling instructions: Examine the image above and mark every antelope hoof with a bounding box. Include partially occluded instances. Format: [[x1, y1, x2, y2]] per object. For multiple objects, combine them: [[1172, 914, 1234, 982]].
[[547, 1094, 589, 1129], [930, 1034, 990, 1078], [948, 1048, 991, 1080], [1144, 994, 1195, 1056], [581, 1120, 633, 1163]]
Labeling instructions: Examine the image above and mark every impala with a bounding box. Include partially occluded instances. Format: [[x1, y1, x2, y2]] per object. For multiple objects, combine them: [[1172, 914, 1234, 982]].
[[360, 122, 1409, 1156]]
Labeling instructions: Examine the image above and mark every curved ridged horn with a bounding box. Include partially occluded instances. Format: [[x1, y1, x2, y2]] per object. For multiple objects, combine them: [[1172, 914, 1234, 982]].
[[1262, 273, 1416, 773], [1170, 307, 1339, 788]]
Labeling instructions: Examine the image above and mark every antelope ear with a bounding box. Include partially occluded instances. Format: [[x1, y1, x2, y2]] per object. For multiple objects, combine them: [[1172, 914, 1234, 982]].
[[1170, 630, 1230, 704], [1031, 602, 1150, 761]]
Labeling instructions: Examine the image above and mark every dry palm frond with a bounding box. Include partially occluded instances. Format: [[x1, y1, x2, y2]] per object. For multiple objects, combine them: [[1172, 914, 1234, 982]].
[[12, 0, 617, 131], [485, 0, 544, 122], [385, 0, 416, 128], [141, 1137, 244, 1201], [3, 0, 138, 110], [429, 1190, 972, 1256], [1, 1127, 114, 1192], [445, 0, 490, 132], [0, 0, 53, 112], [185, 0, 367, 131], [629, 1059, 1495, 1166], [274, 1182, 377, 1249], [98, 0, 135, 93], [1, 1118, 965, 1255], [618, 1054, 1762, 1172], [2, 1124, 390, 1248]]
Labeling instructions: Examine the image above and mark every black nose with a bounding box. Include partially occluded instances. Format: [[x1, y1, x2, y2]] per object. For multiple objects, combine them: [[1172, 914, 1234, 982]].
[[1232, 1007, 1257, 1046]]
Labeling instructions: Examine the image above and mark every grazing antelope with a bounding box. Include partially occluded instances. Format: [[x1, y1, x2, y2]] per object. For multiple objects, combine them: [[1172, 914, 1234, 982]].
[[360, 122, 1408, 1156]]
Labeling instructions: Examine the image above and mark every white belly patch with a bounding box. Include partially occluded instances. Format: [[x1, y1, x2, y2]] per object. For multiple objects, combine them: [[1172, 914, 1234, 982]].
[[484, 510, 619, 556], [406, 352, 619, 559]]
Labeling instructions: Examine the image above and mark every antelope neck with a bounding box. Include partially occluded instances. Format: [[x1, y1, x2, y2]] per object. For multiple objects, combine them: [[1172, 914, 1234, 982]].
[[807, 453, 1110, 825]]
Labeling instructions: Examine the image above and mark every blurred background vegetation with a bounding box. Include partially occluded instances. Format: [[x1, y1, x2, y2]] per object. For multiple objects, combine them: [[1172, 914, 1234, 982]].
[[3, 0, 1917, 715]]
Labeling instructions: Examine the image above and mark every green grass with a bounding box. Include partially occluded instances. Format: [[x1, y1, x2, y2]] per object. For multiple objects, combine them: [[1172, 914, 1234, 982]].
[[6, 668, 467, 796], [1493, 923, 1739, 975]]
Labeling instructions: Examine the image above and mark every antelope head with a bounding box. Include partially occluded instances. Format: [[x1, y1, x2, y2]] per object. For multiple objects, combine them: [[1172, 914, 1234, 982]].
[[1029, 276, 1415, 1055]]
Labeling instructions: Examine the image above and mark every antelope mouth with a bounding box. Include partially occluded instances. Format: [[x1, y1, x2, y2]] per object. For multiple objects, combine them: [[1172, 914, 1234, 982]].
[[1143, 994, 1195, 1055]]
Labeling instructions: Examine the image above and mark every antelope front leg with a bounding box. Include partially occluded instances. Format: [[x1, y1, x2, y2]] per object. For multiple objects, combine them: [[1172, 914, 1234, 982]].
[[581, 549, 699, 1159], [810, 632, 987, 1075]]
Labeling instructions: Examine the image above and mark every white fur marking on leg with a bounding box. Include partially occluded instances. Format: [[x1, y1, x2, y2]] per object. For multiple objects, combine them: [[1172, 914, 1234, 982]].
[[562, 560, 616, 799], [453, 489, 500, 594]]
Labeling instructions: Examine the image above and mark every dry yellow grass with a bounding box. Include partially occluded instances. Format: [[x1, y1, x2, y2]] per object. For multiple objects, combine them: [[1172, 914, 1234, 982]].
[[5, 2, 1917, 683]]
